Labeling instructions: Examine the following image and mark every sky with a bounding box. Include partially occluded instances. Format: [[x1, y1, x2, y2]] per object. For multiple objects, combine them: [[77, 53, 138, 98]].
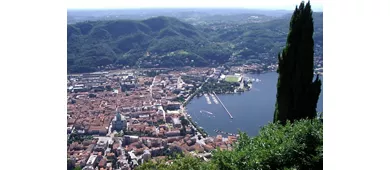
[[67, 0, 323, 11]]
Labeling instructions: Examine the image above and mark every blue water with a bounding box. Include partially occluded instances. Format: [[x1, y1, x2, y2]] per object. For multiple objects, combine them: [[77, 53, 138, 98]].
[[186, 72, 323, 137]]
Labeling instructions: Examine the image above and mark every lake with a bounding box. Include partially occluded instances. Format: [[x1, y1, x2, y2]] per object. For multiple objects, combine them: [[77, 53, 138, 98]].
[[185, 72, 323, 137]]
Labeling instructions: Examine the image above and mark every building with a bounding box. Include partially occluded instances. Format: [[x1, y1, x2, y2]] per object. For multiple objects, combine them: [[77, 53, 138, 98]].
[[112, 112, 127, 132], [166, 102, 181, 110], [142, 150, 151, 162], [172, 118, 182, 128], [165, 130, 181, 137], [86, 155, 98, 168], [124, 135, 139, 145], [94, 137, 110, 153]]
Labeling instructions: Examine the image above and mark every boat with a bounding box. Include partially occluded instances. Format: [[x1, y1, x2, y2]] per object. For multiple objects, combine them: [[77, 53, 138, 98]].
[[214, 129, 237, 136], [200, 110, 214, 115]]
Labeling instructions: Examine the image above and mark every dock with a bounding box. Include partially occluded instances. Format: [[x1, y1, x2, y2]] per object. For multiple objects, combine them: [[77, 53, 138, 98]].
[[209, 93, 219, 104], [204, 93, 212, 104], [213, 92, 233, 119]]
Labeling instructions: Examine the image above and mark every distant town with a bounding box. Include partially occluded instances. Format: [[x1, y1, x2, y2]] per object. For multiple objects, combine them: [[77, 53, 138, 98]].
[[67, 63, 322, 170]]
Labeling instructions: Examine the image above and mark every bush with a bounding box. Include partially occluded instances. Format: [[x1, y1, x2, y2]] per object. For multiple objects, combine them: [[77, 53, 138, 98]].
[[212, 119, 323, 170], [137, 154, 216, 170], [137, 119, 323, 170]]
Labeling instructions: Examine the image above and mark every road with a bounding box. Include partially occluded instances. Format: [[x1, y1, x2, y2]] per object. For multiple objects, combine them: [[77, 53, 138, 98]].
[[180, 76, 211, 143], [150, 76, 156, 98], [177, 76, 183, 89], [183, 76, 210, 105]]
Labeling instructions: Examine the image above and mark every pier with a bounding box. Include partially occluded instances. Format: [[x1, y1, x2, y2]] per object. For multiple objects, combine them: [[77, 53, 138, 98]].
[[209, 93, 219, 104], [213, 92, 233, 119], [204, 93, 212, 104]]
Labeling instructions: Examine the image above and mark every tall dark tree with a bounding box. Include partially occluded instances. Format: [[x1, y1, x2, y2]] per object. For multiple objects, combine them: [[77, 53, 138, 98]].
[[274, 1, 322, 124]]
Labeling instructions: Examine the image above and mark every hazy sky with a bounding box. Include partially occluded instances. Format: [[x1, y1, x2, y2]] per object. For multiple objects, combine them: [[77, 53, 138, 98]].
[[67, 0, 323, 11]]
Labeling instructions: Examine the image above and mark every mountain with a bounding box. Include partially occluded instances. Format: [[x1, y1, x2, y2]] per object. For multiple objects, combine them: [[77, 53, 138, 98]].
[[67, 13, 323, 73], [203, 12, 323, 65], [67, 16, 217, 73]]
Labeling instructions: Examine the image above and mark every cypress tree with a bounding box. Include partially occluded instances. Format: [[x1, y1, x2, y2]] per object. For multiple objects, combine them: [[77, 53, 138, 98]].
[[274, 1, 322, 124]]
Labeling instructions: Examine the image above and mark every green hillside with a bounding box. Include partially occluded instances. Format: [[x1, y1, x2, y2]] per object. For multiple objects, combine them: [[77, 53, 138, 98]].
[[206, 12, 323, 65], [67, 13, 323, 73], [67, 16, 218, 73]]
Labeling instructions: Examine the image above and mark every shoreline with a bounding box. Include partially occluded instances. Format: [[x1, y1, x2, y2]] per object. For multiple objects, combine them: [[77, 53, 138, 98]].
[[181, 71, 323, 137]]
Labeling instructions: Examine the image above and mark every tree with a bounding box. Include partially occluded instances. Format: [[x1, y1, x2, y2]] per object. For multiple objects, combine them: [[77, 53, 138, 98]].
[[138, 153, 215, 170], [67, 159, 75, 170], [73, 166, 82, 170], [212, 119, 323, 170], [138, 119, 323, 170], [179, 116, 189, 127], [274, 1, 322, 124]]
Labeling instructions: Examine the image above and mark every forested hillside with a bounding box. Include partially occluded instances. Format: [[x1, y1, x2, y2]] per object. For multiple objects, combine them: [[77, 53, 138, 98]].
[[67, 13, 322, 73]]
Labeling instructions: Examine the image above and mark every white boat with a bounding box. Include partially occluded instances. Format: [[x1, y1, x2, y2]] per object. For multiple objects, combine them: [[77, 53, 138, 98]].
[[204, 93, 212, 104], [200, 110, 214, 115]]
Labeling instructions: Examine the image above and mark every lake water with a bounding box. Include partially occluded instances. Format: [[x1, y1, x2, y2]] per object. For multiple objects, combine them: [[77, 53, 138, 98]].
[[185, 72, 323, 137]]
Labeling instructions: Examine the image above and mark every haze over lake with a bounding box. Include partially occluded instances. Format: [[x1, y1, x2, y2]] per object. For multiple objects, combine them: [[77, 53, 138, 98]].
[[186, 72, 323, 137]]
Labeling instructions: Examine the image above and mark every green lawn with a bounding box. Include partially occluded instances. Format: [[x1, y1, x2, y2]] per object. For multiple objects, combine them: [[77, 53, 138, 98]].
[[225, 76, 240, 82]]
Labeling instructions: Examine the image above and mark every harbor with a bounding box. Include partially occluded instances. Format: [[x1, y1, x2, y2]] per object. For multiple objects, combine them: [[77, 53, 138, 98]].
[[204, 93, 212, 104], [209, 93, 219, 104], [185, 72, 322, 137]]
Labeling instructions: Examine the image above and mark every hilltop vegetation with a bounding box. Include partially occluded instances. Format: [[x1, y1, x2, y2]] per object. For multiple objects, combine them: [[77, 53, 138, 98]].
[[67, 13, 322, 73], [137, 119, 323, 170], [67, 16, 214, 73], [274, 2, 322, 124]]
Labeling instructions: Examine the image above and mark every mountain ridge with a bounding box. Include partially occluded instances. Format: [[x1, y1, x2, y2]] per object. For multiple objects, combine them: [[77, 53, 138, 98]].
[[67, 14, 323, 73]]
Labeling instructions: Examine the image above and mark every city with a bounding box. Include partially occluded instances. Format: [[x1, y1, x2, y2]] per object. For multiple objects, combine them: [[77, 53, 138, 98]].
[[67, 66, 256, 169]]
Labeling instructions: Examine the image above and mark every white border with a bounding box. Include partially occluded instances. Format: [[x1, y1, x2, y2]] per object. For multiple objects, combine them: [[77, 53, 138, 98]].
[[1, 0, 389, 169]]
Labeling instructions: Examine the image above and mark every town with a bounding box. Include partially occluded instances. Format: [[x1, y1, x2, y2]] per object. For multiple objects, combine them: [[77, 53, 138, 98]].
[[67, 61, 324, 170], [67, 66, 249, 170]]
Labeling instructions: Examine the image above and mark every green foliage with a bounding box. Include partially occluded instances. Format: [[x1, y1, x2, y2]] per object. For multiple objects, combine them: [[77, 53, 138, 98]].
[[199, 79, 239, 94], [173, 95, 185, 103], [224, 76, 240, 82], [179, 116, 189, 127], [67, 159, 75, 170], [274, 1, 322, 124], [67, 14, 322, 74], [211, 12, 323, 61], [67, 134, 94, 145], [212, 119, 323, 170], [137, 154, 216, 170], [137, 119, 323, 170], [73, 166, 82, 170], [67, 16, 214, 73]]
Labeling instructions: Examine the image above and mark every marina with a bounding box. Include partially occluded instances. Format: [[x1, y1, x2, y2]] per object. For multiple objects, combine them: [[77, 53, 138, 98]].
[[186, 72, 323, 137], [204, 93, 212, 104], [209, 93, 220, 104]]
